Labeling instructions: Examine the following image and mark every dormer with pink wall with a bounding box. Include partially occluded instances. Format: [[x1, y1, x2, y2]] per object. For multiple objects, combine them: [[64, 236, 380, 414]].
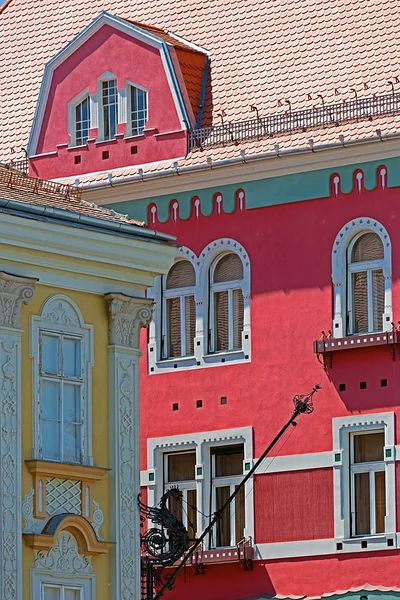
[[28, 12, 208, 180]]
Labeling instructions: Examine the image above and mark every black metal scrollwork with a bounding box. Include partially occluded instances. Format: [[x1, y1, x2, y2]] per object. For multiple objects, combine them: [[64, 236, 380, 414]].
[[139, 487, 189, 566]]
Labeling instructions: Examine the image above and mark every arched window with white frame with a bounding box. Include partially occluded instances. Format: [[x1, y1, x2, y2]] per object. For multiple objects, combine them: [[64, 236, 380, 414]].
[[332, 218, 392, 338], [101, 77, 118, 140], [209, 253, 244, 353], [162, 260, 196, 359]]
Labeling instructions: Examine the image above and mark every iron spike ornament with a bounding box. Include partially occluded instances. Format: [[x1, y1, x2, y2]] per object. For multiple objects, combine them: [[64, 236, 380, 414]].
[[139, 384, 320, 600]]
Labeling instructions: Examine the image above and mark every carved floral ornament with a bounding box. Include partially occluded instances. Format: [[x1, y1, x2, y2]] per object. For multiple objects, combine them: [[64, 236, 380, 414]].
[[0, 271, 37, 329], [105, 293, 154, 348]]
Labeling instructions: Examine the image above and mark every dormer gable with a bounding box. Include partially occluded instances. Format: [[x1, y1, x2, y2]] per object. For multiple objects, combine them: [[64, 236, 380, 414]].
[[28, 12, 208, 180]]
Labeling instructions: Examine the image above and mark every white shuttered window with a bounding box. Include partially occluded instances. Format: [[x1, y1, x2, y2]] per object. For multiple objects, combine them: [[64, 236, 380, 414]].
[[163, 261, 196, 359], [42, 584, 83, 600], [210, 253, 244, 353], [347, 233, 385, 334]]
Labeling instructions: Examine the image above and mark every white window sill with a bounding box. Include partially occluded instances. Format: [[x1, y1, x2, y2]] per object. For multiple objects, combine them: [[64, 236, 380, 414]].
[[337, 533, 396, 552], [149, 350, 250, 374]]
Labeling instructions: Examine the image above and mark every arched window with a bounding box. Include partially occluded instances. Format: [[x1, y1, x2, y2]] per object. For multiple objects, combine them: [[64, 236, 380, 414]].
[[347, 232, 385, 334], [209, 253, 244, 352], [332, 218, 392, 338], [75, 97, 90, 146], [163, 260, 196, 359]]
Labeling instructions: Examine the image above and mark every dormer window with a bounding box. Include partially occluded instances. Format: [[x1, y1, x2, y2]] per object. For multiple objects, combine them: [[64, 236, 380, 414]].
[[75, 97, 90, 146], [129, 84, 148, 136], [102, 79, 118, 140]]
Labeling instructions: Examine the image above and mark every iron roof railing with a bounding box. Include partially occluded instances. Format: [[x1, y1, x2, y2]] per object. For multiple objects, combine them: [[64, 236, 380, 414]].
[[5, 158, 29, 174], [189, 92, 400, 149], [1, 167, 82, 202]]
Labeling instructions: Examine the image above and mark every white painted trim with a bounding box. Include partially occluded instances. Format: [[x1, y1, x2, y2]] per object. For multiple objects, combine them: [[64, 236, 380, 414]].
[[148, 239, 251, 373], [28, 12, 189, 156], [0, 211, 177, 295], [332, 412, 395, 540], [82, 136, 400, 204], [146, 427, 254, 543], [255, 451, 334, 474], [331, 217, 392, 338], [30, 294, 94, 465], [31, 569, 95, 600]]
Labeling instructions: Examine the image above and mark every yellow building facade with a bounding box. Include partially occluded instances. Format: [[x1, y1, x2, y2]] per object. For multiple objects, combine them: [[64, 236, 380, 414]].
[[0, 168, 177, 600]]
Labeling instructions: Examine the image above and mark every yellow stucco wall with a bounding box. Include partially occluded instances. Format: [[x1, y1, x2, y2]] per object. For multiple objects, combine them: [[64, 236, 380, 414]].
[[21, 284, 111, 600]]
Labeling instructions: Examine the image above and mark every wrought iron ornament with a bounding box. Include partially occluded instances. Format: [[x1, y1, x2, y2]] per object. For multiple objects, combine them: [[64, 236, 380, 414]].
[[140, 385, 320, 600]]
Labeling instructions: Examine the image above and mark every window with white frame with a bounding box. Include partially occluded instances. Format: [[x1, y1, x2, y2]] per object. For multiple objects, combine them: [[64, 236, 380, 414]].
[[39, 331, 83, 464], [42, 583, 83, 600], [74, 97, 90, 146], [129, 84, 148, 136], [333, 412, 395, 544], [31, 295, 94, 466], [347, 232, 385, 334], [331, 219, 392, 339], [210, 445, 245, 547], [164, 451, 197, 543], [350, 431, 386, 537], [209, 253, 244, 353], [101, 79, 118, 140], [162, 260, 196, 359]]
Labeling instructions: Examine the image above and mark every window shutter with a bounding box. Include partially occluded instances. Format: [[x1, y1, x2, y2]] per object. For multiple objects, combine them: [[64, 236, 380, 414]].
[[233, 289, 244, 349], [215, 290, 229, 351], [372, 269, 385, 331], [185, 295, 196, 355], [352, 271, 368, 333], [166, 261, 195, 289], [214, 254, 243, 283], [167, 297, 181, 357], [352, 233, 384, 262]]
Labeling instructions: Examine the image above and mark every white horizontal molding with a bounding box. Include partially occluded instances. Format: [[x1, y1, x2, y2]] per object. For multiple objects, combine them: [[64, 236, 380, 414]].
[[255, 451, 333, 474], [0, 212, 177, 293], [83, 137, 400, 205]]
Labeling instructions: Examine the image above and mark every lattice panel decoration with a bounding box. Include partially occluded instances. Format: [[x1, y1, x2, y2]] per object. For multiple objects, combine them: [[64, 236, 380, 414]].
[[46, 477, 82, 516]]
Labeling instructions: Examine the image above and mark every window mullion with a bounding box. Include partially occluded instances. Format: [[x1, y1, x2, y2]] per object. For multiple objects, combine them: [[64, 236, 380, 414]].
[[209, 291, 215, 353], [230, 483, 235, 546], [60, 378, 64, 462], [370, 469, 376, 535], [347, 267, 353, 335], [350, 468, 356, 537]]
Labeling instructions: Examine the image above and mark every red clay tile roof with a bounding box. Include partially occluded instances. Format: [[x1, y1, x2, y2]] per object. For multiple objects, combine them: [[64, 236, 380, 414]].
[[0, 164, 144, 225], [1, 0, 400, 176]]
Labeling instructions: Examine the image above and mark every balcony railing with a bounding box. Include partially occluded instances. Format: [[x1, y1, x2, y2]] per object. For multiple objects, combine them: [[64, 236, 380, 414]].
[[3, 158, 29, 174], [189, 91, 400, 149]]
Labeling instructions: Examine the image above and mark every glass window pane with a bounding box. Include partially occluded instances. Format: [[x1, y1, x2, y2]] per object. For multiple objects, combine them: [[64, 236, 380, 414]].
[[41, 419, 60, 461], [63, 338, 81, 378], [352, 233, 384, 262], [64, 588, 81, 600], [235, 484, 245, 543], [354, 432, 384, 463], [166, 261, 195, 289], [168, 491, 183, 523], [214, 254, 243, 283], [216, 486, 231, 547], [352, 271, 368, 333], [167, 297, 181, 357], [355, 471, 370, 535], [185, 295, 196, 356], [63, 383, 81, 423], [41, 379, 60, 420], [63, 422, 81, 463], [187, 488, 197, 543], [372, 269, 385, 332], [168, 452, 196, 482], [215, 449, 244, 477], [42, 334, 60, 374], [375, 471, 386, 534], [43, 586, 60, 600], [233, 289, 244, 349], [215, 290, 229, 351]]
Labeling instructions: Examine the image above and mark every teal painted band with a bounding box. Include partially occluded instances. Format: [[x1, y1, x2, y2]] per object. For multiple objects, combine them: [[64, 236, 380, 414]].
[[107, 156, 400, 225]]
